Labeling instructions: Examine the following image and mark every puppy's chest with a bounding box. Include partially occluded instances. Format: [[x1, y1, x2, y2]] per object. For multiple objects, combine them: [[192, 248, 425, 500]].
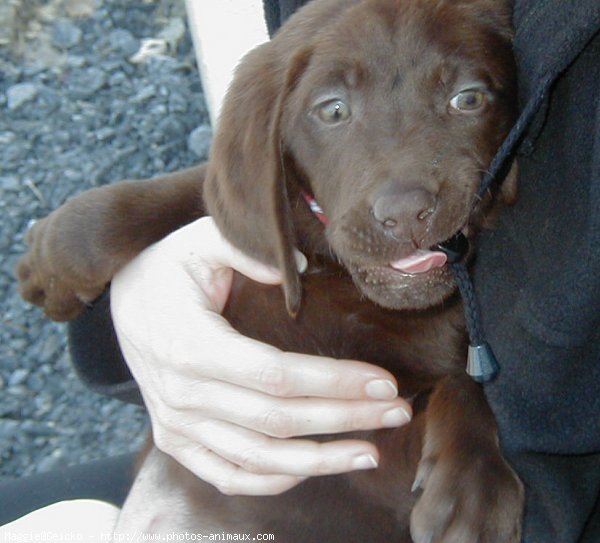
[[224, 271, 465, 393]]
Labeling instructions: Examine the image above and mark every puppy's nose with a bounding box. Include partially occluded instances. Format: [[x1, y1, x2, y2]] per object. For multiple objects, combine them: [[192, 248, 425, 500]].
[[371, 183, 437, 232]]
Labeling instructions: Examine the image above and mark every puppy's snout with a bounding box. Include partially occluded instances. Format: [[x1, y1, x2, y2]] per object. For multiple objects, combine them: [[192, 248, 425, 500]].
[[370, 182, 437, 240]]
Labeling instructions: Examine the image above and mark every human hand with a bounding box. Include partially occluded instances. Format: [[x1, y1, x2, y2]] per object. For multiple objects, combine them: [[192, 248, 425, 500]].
[[110, 216, 412, 496]]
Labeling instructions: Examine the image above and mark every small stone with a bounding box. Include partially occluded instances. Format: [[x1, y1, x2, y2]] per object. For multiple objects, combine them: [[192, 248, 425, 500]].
[[187, 125, 213, 159], [100, 59, 122, 73], [133, 84, 156, 103], [3, 142, 26, 164], [0, 176, 20, 191], [154, 117, 185, 142], [38, 333, 62, 365], [168, 92, 188, 113], [108, 29, 140, 58], [0, 397, 19, 418], [100, 402, 117, 417], [0, 131, 16, 144], [1, 353, 18, 373], [52, 19, 83, 50], [36, 449, 65, 473], [37, 87, 62, 114], [66, 55, 87, 68], [149, 103, 168, 117], [26, 372, 46, 392], [7, 83, 38, 110], [158, 18, 186, 51], [0, 420, 19, 440], [96, 127, 115, 141], [108, 71, 127, 87], [21, 420, 57, 437], [8, 368, 30, 387], [33, 394, 53, 417], [146, 56, 180, 77], [67, 67, 107, 99]]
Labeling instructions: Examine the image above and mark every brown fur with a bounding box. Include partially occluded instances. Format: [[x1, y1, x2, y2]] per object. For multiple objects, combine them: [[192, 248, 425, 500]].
[[18, 0, 524, 541]]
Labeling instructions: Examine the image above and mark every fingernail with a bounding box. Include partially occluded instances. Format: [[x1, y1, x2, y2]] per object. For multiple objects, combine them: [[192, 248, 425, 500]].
[[365, 379, 398, 400], [294, 250, 308, 273], [352, 454, 378, 470], [382, 407, 411, 427]]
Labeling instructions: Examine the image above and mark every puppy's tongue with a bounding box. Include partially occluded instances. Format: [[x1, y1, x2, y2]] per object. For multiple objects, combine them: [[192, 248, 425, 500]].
[[390, 249, 448, 274]]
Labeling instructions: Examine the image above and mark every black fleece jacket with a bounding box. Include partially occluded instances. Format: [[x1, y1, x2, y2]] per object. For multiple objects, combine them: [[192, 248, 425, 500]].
[[68, 1, 600, 541], [475, 0, 600, 540]]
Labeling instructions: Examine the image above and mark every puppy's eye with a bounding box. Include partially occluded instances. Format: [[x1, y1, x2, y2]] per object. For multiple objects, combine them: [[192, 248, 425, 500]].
[[449, 89, 487, 112], [317, 99, 351, 123]]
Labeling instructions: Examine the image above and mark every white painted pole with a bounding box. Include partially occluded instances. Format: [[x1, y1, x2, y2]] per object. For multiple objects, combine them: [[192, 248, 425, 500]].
[[184, 0, 270, 127]]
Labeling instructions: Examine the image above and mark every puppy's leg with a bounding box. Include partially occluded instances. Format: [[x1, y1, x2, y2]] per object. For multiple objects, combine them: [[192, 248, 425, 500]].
[[17, 165, 206, 321], [410, 375, 524, 543]]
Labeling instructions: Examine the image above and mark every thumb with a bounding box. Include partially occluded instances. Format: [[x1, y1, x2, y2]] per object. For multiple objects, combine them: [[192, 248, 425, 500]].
[[195, 217, 307, 286]]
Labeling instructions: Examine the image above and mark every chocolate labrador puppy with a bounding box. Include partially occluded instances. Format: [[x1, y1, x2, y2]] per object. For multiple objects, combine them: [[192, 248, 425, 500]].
[[18, 0, 524, 541]]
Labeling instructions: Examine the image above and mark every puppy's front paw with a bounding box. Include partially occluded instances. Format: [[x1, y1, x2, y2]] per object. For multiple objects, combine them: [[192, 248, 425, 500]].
[[17, 216, 106, 321], [410, 442, 524, 543]]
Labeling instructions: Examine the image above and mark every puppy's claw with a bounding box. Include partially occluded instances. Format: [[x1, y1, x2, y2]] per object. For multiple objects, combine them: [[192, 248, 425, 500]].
[[411, 473, 424, 493], [411, 458, 432, 494]]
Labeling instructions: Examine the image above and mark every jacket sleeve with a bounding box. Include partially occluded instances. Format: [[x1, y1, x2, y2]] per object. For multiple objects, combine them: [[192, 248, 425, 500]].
[[263, 0, 311, 36], [68, 289, 143, 405]]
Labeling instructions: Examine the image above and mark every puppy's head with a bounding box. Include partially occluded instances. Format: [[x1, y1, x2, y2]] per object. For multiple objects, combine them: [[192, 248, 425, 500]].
[[204, 0, 517, 314]]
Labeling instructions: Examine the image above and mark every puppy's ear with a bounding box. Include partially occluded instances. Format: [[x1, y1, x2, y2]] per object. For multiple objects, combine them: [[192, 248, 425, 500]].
[[204, 44, 312, 316]]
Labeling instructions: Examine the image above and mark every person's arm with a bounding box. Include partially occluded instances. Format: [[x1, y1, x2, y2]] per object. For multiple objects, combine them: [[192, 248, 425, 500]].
[[110, 217, 412, 495]]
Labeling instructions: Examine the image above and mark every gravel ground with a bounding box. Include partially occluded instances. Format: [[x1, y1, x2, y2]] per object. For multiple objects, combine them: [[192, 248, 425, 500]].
[[0, 0, 211, 480]]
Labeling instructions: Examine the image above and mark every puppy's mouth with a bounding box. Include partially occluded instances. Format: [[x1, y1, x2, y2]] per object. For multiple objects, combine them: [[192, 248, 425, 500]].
[[387, 230, 469, 275], [346, 232, 469, 310]]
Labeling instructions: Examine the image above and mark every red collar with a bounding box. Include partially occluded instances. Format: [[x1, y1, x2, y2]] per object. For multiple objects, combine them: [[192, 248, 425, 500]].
[[301, 191, 329, 226]]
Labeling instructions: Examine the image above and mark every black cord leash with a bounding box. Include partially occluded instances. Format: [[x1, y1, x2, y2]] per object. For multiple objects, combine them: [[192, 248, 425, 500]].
[[452, 262, 499, 382], [435, 234, 499, 382]]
